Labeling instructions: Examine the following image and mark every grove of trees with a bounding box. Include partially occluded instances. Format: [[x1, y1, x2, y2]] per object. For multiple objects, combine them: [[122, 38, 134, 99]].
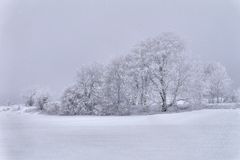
[[25, 33, 237, 115]]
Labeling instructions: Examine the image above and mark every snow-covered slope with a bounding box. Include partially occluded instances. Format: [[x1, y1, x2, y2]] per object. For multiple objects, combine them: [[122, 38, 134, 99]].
[[0, 109, 240, 160]]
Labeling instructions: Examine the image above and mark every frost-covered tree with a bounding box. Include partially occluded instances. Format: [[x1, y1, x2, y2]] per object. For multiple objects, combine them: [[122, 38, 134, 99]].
[[182, 61, 234, 105], [36, 93, 50, 110], [134, 33, 190, 112], [22, 87, 51, 111], [126, 51, 151, 106], [204, 62, 232, 103], [61, 65, 104, 115], [61, 85, 83, 115], [223, 88, 240, 103], [24, 89, 36, 106], [183, 61, 208, 104], [30, 88, 51, 110], [103, 58, 131, 115]]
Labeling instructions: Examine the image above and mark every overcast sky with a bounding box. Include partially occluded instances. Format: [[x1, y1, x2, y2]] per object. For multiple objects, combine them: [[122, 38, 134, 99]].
[[0, 0, 240, 104]]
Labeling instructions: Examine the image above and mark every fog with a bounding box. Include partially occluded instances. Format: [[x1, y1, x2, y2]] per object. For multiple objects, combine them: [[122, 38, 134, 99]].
[[0, 0, 240, 104]]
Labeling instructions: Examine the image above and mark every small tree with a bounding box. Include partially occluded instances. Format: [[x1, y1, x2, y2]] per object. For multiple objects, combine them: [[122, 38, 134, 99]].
[[24, 89, 37, 106], [36, 94, 50, 110], [23, 87, 51, 110]]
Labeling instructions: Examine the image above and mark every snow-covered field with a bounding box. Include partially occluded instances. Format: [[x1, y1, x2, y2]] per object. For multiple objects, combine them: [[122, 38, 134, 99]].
[[1, 108, 240, 160]]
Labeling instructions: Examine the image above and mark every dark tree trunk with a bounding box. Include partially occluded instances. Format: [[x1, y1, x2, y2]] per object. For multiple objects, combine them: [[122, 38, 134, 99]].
[[161, 91, 167, 112], [161, 99, 167, 112]]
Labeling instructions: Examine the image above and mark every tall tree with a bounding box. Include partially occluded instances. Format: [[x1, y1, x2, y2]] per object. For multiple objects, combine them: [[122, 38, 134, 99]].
[[103, 58, 131, 114], [135, 33, 189, 112]]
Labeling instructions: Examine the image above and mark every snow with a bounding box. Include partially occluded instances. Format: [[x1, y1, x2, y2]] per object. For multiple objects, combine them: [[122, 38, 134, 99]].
[[1, 109, 240, 160]]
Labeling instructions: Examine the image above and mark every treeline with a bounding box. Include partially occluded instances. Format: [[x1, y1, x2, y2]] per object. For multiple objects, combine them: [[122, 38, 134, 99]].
[[24, 33, 239, 115]]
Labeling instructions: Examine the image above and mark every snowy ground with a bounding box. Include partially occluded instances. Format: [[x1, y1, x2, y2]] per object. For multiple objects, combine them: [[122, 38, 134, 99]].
[[0, 108, 240, 160]]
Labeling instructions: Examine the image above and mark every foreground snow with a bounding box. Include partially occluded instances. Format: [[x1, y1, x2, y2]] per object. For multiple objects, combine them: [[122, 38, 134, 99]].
[[0, 109, 240, 160]]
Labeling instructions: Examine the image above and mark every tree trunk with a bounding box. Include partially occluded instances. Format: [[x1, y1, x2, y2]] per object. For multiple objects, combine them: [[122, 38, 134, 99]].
[[160, 81, 168, 111], [161, 99, 167, 112], [161, 91, 167, 112]]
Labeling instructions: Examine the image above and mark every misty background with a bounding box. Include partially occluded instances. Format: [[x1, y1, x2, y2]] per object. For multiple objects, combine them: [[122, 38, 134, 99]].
[[0, 0, 239, 105]]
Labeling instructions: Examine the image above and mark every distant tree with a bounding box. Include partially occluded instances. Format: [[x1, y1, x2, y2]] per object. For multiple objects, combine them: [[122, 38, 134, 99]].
[[224, 88, 240, 103], [224, 88, 239, 103], [23, 87, 51, 110], [183, 61, 208, 105], [24, 89, 37, 106], [204, 62, 232, 103], [36, 93, 50, 110]]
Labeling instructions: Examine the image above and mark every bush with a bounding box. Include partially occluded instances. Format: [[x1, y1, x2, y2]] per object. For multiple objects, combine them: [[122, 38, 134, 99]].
[[24, 91, 36, 106], [36, 95, 49, 110], [43, 102, 61, 115]]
